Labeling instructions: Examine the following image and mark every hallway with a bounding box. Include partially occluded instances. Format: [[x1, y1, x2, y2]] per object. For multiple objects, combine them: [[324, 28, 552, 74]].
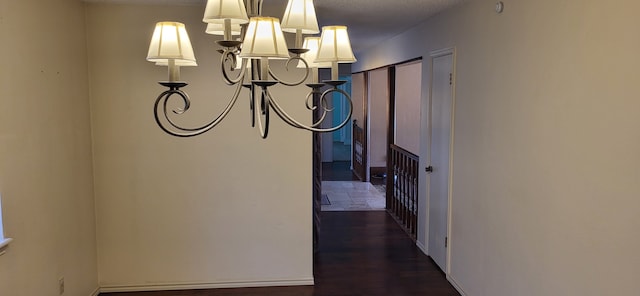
[[100, 211, 460, 296], [321, 181, 385, 211], [320, 158, 386, 211], [313, 161, 449, 295], [312, 211, 460, 296]]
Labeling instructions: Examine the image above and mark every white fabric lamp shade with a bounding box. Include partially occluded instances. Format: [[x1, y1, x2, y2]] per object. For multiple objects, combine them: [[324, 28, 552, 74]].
[[298, 37, 331, 68], [203, 0, 249, 24], [205, 22, 242, 35], [239, 17, 290, 59], [234, 57, 251, 70], [315, 25, 356, 63], [147, 22, 197, 64], [281, 0, 320, 34], [155, 59, 198, 67]]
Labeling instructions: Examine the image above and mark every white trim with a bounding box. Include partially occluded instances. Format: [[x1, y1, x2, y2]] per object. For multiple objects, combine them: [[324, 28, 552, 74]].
[[416, 240, 428, 255], [447, 275, 469, 296], [429, 47, 456, 59], [0, 238, 13, 256], [82, 0, 202, 6], [0, 238, 12, 249], [99, 278, 314, 293], [427, 46, 457, 275], [89, 287, 100, 296], [365, 71, 371, 182], [0, 193, 5, 242], [445, 47, 457, 276]]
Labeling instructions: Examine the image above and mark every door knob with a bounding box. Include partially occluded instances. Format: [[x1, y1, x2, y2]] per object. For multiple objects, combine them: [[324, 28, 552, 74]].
[[425, 166, 433, 173]]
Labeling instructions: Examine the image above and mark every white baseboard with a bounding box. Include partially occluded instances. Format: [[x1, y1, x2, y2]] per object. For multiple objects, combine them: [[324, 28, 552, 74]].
[[98, 278, 314, 293], [90, 286, 100, 296], [416, 240, 428, 255], [447, 275, 468, 296]]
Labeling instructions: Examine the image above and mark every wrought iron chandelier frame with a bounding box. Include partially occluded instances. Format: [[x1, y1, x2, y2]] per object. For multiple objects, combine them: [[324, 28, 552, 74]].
[[150, 0, 354, 139]]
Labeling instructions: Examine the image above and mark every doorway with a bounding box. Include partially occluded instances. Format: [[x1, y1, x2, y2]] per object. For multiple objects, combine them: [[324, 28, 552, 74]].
[[320, 75, 354, 180], [426, 48, 456, 273]]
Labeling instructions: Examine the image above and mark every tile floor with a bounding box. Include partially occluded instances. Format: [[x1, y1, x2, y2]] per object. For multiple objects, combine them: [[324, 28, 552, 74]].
[[321, 181, 386, 211]]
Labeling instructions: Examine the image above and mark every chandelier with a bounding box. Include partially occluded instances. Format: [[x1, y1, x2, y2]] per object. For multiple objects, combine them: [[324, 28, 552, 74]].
[[146, 0, 356, 138]]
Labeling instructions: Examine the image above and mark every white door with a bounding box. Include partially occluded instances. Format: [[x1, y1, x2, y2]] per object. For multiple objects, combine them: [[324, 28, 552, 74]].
[[427, 51, 454, 272]]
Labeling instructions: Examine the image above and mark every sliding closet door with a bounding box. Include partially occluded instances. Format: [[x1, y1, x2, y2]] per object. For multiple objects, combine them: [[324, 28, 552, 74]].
[[394, 61, 422, 154], [368, 68, 390, 180], [386, 60, 422, 240], [351, 72, 367, 181]]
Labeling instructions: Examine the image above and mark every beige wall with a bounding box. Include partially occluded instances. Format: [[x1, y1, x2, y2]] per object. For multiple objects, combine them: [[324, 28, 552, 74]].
[[0, 0, 98, 295], [356, 0, 640, 295], [85, 3, 313, 291], [6, 0, 639, 295]]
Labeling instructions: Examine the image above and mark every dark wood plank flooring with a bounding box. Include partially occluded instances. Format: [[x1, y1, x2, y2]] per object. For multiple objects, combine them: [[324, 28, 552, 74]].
[[322, 161, 359, 181], [100, 211, 460, 296]]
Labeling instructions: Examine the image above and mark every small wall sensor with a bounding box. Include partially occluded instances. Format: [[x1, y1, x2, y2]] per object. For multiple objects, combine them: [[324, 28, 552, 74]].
[[495, 1, 504, 13]]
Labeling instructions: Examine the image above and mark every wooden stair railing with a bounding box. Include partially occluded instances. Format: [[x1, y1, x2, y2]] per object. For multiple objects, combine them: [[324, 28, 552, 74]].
[[352, 120, 366, 181], [387, 144, 419, 240]]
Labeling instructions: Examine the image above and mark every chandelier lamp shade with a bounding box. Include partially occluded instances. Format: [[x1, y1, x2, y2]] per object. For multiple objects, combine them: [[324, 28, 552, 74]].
[[203, 0, 249, 24], [281, 0, 319, 48], [298, 37, 331, 84], [239, 17, 291, 59], [155, 59, 198, 67], [316, 25, 356, 80], [145, 0, 356, 138], [205, 22, 242, 35], [281, 0, 319, 34], [147, 21, 197, 82]]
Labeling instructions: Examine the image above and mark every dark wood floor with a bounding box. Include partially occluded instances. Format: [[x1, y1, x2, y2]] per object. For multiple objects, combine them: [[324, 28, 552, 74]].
[[321, 161, 359, 181], [101, 211, 460, 296]]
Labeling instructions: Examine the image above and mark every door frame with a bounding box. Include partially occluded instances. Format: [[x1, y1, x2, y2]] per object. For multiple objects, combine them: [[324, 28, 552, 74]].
[[422, 47, 457, 274], [366, 67, 391, 182], [349, 71, 368, 182]]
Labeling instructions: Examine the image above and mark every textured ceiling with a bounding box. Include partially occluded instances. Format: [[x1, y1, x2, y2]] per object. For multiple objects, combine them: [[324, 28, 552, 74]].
[[85, 0, 465, 54], [311, 0, 465, 53]]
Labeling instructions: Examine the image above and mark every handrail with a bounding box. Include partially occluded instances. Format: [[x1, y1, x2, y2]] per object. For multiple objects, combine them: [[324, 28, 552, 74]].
[[352, 120, 366, 181], [387, 144, 419, 240]]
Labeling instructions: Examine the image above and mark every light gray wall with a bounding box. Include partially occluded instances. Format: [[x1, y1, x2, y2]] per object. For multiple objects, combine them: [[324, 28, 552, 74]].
[[0, 0, 98, 295], [85, 2, 313, 291], [356, 0, 640, 295]]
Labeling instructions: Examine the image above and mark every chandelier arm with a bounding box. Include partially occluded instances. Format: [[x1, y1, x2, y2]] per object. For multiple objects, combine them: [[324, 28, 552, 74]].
[[305, 87, 343, 128], [249, 84, 256, 127], [269, 93, 334, 132], [267, 56, 309, 87], [153, 82, 244, 137], [294, 90, 330, 128], [305, 91, 319, 111], [221, 50, 246, 85], [319, 90, 336, 112], [314, 87, 353, 132], [256, 86, 270, 138], [267, 87, 353, 132], [264, 88, 304, 128], [293, 87, 339, 128], [308, 93, 332, 128]]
